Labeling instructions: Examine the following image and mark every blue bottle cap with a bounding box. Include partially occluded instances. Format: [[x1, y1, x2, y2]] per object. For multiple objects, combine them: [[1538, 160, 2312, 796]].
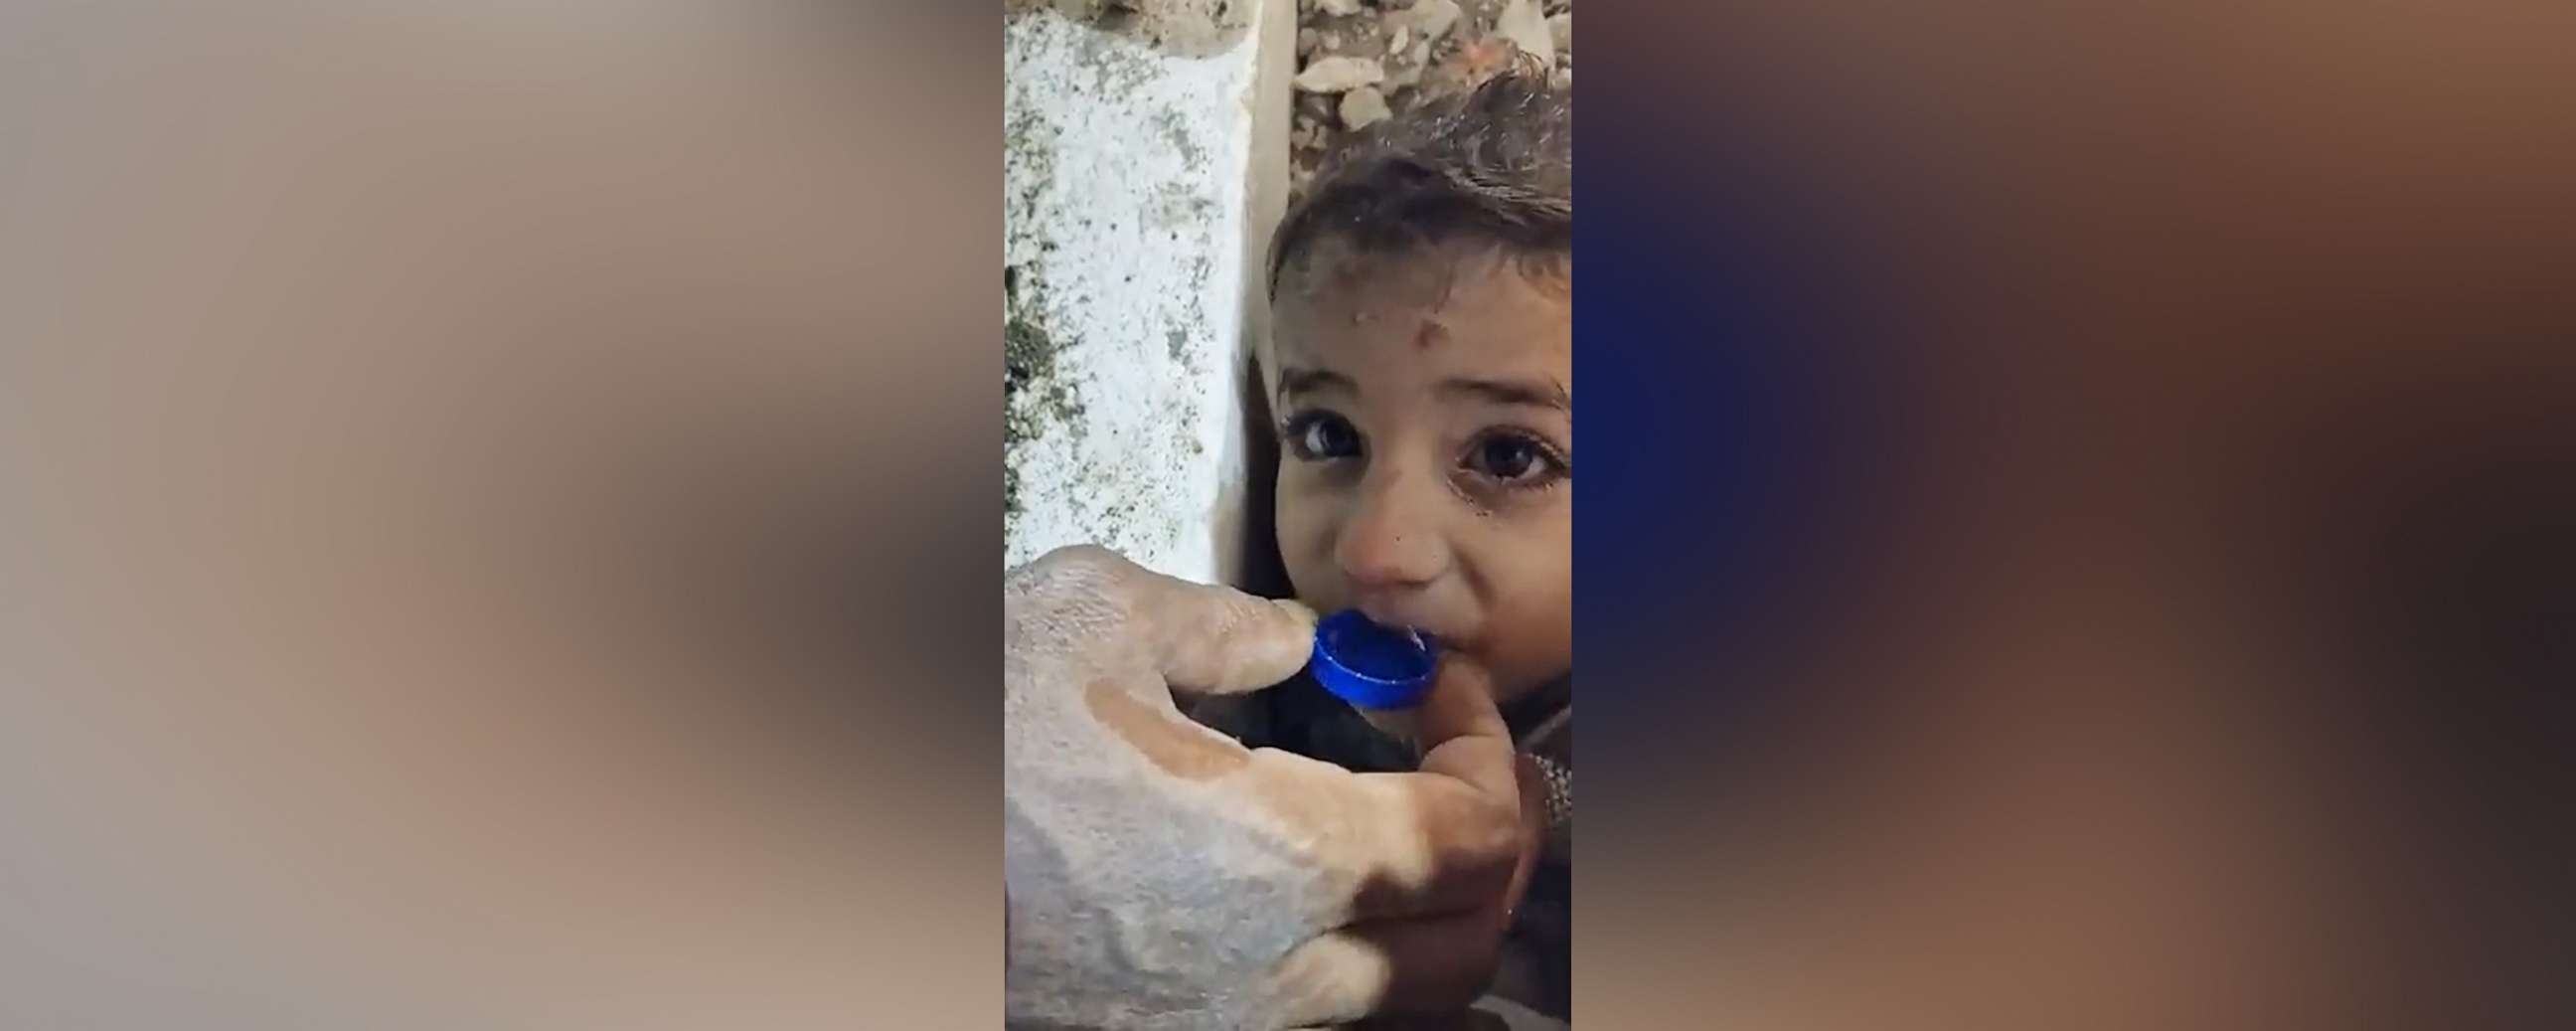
[[1311, 609, 1438, 710]]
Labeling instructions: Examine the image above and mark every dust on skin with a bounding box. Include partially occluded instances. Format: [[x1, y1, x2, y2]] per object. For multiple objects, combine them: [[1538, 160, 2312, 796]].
[[1082, 678, 1250, 779], [1262, 237, 1572, 706]]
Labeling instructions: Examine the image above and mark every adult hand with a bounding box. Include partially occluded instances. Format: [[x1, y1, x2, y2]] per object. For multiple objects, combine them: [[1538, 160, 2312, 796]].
[[1005, 546, 1542, 1030]]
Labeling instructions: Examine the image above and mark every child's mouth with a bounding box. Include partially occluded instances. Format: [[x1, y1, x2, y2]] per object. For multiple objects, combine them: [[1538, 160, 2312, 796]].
[[1351, 602, 1453, 645]]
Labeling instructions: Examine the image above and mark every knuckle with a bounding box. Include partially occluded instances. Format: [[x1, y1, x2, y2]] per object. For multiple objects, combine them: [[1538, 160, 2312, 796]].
[[1024, 543, 1116, 580], [1013, 545, 1135, 605], [1008, 548, 1141, 661]]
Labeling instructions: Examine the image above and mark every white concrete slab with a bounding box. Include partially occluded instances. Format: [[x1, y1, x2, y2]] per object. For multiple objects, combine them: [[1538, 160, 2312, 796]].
[[1004, 0, 1292, 585]]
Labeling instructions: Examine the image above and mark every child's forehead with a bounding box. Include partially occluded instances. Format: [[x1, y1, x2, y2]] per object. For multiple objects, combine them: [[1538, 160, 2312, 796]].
[[1280, 237, 1555, 308], [1268, 241, 1570, 374]]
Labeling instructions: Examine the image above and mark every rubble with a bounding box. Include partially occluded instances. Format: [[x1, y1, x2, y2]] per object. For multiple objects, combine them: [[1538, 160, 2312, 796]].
[[1339, 86, 1391, 129], [1493, 0, 1552, 71], [1285, 0, 1569, 201], [1292, 55, 1384, 92]]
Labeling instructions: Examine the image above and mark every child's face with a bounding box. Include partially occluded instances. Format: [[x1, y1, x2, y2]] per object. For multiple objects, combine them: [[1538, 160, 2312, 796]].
[[1265, 240, 1571, 705]]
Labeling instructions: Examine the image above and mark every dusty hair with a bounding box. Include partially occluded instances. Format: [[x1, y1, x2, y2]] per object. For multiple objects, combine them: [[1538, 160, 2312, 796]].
[[1266, 68, 1570, 297]]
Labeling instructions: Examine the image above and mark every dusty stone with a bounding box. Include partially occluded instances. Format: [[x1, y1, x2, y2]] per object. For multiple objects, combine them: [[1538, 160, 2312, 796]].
[[1339, 86, 1391, 129], [1494, 0, 1554, 70], [1004, 0, 1292, 577], [1549, 66, 1570, 90], [1388, 24, 1410, 56], [1390, 0, 1461, 40], [1319, 0, 1363, 14], [1390, 56, 1425, 89], [1293, 55, 1384, 92], [1298, 27, 1320, 54], [1547, 12, 1570, 56]]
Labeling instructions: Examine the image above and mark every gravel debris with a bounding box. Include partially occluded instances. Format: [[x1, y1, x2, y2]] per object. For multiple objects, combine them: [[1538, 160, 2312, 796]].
[[1339, 86, 1392, 130], [1292, 55, 1386, 93], [1493, 0, 1553, 71], [1287, 0, 1568, 202]]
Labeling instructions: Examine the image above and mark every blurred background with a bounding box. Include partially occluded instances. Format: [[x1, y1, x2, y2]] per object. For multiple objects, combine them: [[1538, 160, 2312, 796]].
[[0, 5, 1000, 1027], [4, 2, 2569, 1028], [1576, 2, 2575, 1027]]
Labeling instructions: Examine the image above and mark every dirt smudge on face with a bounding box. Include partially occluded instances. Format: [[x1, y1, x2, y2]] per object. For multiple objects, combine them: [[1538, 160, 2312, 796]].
[[1415, 318, 1450, 350]]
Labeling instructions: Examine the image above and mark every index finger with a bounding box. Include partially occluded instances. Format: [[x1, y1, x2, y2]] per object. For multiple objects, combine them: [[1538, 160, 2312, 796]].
[[1121, 561, 1318, 694], [1012, 545, 1317, 694], [1405, 654, 1521, 822]]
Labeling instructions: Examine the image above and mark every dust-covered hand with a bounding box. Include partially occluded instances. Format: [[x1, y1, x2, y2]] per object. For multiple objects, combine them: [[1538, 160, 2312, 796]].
[[1005, 546, 1540, 1031]]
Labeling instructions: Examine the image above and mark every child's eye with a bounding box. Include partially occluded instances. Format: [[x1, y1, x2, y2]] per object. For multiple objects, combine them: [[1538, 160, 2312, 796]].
[[1282, 411, 1364, 461], [1461, 430, 1567, 487]]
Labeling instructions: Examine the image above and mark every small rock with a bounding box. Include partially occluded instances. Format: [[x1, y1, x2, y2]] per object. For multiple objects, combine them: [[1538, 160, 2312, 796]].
[[1388, 25, 1410, 56], [1390, 0, 1461, 42], [1495, 0, 1555, 70], [1298, 27, 1320, 55], [1322, 30, 1344, 51], [1389, 42, 1428, 86], [1320, 0, 1364, 15], [1294, 55, 1386, 93], [1547, 12, 1571, 56], [1549, 66, 1571, 91], [1340, 86, 1392, 130]]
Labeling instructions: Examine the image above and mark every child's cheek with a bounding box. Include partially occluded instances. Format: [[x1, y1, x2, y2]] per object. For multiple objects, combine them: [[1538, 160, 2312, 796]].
[[1272, 471, 1347, 610]]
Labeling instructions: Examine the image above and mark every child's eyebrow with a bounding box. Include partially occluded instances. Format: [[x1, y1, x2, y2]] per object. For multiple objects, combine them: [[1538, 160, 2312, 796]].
[[1276, 366, 1357, 400], [1440, 377, 1570, 414]]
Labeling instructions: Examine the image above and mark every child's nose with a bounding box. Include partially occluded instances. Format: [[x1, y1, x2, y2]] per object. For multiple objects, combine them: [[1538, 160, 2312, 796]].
[[1333, 471, 1450, 592]]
